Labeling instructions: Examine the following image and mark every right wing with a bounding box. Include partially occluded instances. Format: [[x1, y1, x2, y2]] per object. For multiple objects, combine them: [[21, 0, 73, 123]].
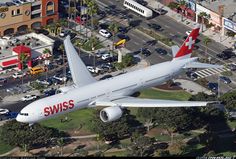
[[64, 36, 97, 87], [183, 62, 224, 69], [95, 97, 215, 107]]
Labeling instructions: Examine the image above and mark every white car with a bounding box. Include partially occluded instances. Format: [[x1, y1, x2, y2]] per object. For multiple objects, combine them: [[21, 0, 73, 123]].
[[53, 74, 67, 82], [12, 72, 26, 79], [0, 108, 9, 115], [101, 53, 111, 60], [21, 94, 38, 102], [99, 29, 111, 38], [186, 30, 191, 36], [86, 66, 102, 74]]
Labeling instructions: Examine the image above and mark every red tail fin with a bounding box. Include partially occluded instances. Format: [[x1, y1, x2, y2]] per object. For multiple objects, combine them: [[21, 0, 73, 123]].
[[174, 24, 200, 59]]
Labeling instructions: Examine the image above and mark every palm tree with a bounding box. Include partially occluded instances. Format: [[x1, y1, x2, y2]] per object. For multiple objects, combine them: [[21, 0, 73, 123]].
[[108, 22, 119, 54], [57, 138, 65, 156], [59, 44, 66, 86], [177, 0, 187, 22], [19, 53, 29, 85], [198, 12, 210, 32], [203, 37, 211, 55], [83, 0, 98, 39]]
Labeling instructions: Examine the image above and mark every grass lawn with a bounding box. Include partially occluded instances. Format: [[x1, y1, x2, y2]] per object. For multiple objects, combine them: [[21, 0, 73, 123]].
[[139, 88, 191, 101], [129, 88, 191, 116], [0, 127, 14, 155], [40, 108, 95, 133], [227, 120, 236, 130]]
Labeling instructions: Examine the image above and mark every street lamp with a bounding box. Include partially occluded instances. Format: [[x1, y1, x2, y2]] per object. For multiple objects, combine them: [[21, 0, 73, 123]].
[[44, 59, 50, 81]]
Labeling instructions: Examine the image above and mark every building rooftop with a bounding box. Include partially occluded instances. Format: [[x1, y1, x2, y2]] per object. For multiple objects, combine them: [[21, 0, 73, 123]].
[[0, 0, 39, 7], [199, 0, 236, 22]]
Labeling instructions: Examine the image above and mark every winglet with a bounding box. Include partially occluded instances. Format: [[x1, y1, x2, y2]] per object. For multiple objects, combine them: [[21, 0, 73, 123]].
[[173, 24, 200, 60]]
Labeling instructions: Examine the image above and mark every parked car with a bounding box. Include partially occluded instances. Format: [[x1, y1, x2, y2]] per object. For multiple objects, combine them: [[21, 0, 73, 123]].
[[140, 48, 151, 57], [186, 71, 198, 80], [12, 72, 26, 79], [99, 74, 113, 80], [95, 51, 107, 58], [147, 23, 161, 31], [34, 29, 49, 35], [117, 34, 130, 41], [59, 29, 71, 37], [0, 108, 9, 115], [44, 89, 56, 97], [208, 82, 218, 93], [155, 8, 167, 15], [4, 112, 18, 119], [21, 94, 38, 102], [101, 53, 111, 60], [145, 40, 157, 46], [0, 78, 7, 83], [99, 29, 111, 38], [155, 48, 168, 55], [118, 26, 128, 33], [53, 74, 67, 82], [36, 79, 52, 86], [216, 53, 231, 60], [228, 64, 236, 71], [86, 66, 102, 74], [219, 76, 231, 84]]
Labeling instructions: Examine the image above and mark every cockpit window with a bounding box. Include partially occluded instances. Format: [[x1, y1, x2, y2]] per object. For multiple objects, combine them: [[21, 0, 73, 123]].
[[19, 113, 29, 116]]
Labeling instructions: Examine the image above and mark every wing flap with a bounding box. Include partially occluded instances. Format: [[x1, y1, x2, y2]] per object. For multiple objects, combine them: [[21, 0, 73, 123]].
[[64, 36, 96, 87], [95, 97, 214, 107], [184, 62, 223, 69]]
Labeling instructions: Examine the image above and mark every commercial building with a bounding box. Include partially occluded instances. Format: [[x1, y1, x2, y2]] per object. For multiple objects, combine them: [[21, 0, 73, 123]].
[[0, 0, 59, 36], [0, 32, 54, 72]]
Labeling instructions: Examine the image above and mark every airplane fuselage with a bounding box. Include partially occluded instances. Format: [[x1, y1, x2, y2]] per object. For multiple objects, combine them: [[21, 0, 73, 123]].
[[16, 58, 195, 123]]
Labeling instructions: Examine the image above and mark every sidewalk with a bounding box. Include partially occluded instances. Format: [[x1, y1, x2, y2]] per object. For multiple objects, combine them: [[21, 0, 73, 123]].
[[174, 79, 212, 95], [146, 0, 234, 49]]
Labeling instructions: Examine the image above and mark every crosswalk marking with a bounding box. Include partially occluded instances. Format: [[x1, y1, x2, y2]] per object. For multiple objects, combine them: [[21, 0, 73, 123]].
[[194, 66, 230, 79]]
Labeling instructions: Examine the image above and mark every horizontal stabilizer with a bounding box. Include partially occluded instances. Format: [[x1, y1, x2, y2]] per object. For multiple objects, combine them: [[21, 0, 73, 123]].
[[183, 62, 223, 69], [95, 97, 216, 107]]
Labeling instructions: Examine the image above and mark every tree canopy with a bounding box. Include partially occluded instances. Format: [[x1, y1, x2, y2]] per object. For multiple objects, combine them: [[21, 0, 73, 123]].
[[0, 120, 67, 149]]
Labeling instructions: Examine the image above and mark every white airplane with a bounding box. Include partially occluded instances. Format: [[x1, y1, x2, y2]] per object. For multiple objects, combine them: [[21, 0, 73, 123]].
[[16, 24, 221, 124]]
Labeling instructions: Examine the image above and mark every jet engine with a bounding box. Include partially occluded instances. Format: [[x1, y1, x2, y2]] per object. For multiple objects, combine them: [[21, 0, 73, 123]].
[[56, 85, 76, 94], [100, 106, 123, 122]]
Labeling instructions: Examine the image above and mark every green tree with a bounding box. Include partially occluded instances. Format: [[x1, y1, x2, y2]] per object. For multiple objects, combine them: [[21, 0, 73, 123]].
[[168, 2, 179, 10], [137, 107, 157, 131], [189, 92, 216, 101], [203, 37, 211, 55], [90, 110, 132, 141], [57, 138, 65, 156], [0, 120, 66, 150], [198, 12, 210, 32], [108, 22, 119, 53], [219, 90, 236, 110], [85, 0, 98, 30], [226, 30, 236, 39], [19, 53, 29, 84], [178, 0, 187, 22], [128, 136, 154, 157]]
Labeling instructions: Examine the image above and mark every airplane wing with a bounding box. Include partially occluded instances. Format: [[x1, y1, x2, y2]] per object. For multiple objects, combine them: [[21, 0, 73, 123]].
[[183, 62, 223, 69], [95, 97, 214, 107], [64, 36, 97, 87]]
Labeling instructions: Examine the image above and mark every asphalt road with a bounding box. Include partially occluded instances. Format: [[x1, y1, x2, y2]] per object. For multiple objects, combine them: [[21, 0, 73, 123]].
[[96, 0, 236, 65]]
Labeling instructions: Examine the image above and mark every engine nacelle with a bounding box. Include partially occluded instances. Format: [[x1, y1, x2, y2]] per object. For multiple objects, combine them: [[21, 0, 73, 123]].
[[100, 106, 123, 122], [56, 85, 76, 94]]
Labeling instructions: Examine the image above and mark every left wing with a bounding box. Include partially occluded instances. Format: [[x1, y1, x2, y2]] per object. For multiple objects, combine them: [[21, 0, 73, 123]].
[[95, 97, 214, 107]]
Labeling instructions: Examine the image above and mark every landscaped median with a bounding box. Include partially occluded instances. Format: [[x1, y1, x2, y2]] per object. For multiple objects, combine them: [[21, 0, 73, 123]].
[[136, 27, 175, 48]]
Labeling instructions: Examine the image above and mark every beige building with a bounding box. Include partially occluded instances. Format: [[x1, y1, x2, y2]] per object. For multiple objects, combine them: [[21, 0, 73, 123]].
[[0, 0, 59, 36]]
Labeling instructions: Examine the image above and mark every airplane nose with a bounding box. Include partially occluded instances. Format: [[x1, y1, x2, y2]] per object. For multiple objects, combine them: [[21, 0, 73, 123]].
[[16, 114, 22, 122]]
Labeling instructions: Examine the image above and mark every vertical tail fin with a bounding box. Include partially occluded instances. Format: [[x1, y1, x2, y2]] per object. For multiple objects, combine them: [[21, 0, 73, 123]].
[[173, 24, 200, 60]]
